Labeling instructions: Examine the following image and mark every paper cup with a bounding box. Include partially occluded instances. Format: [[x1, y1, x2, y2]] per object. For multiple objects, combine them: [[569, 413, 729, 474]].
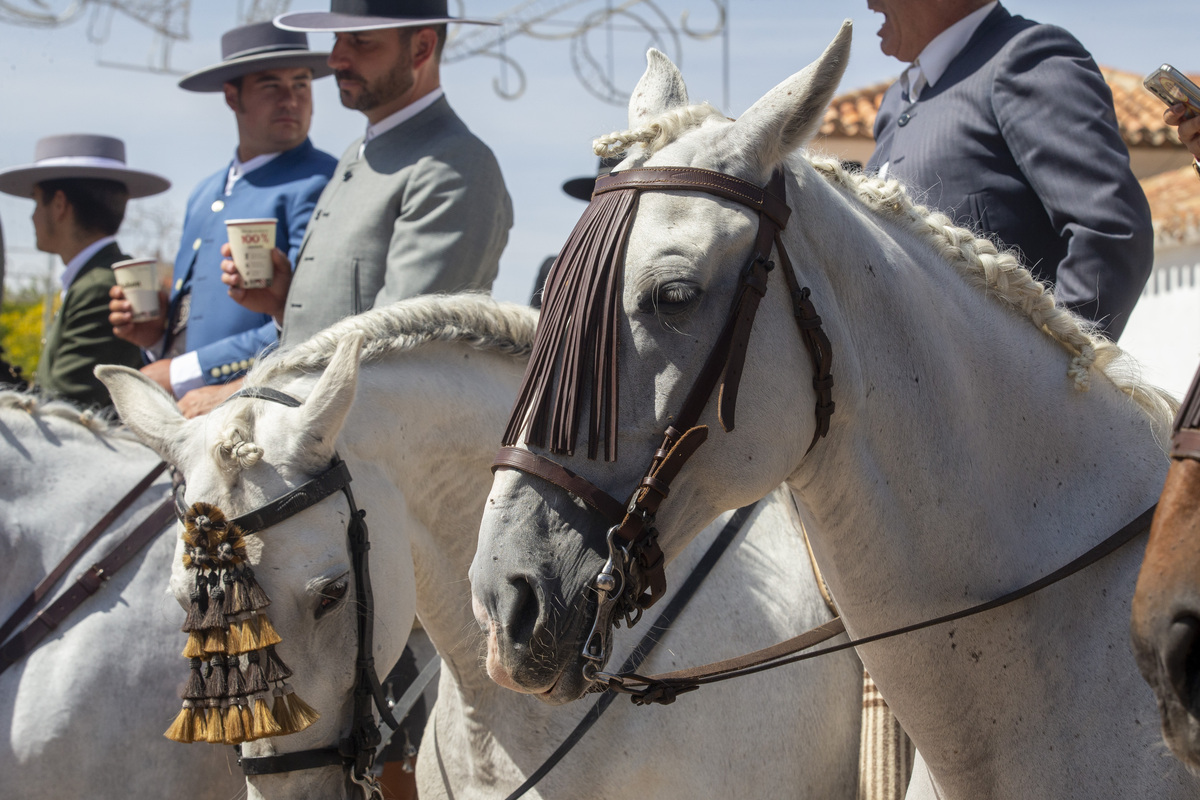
[[112, 258, 161, 322], [225, 218, 277, 289]]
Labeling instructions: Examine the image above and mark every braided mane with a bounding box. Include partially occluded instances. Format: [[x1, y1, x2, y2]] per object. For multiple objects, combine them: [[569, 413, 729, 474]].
[[594, 107, 1177, 431]]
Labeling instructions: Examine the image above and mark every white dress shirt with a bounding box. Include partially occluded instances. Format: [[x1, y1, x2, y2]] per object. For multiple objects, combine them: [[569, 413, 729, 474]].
[[879, 2, 997, 179], [59, 235, 116, 291]]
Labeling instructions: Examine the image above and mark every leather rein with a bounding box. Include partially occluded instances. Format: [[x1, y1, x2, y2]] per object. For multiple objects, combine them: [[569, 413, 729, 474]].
[[180, 386, 399, 798], [491, 164, 1158, 705]]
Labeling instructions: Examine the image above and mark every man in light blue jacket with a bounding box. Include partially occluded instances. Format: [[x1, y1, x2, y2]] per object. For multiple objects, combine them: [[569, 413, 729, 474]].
[[109, 22, 337, 414]]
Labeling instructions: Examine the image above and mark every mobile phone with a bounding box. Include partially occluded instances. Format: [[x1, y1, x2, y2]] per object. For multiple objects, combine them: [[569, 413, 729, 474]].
[[1144, 64, 1200, 117]]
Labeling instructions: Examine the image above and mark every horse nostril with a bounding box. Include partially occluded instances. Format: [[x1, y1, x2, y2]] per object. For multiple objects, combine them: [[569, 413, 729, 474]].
[[1165, 616, 1200, 713], [501, 574, 542, 645]]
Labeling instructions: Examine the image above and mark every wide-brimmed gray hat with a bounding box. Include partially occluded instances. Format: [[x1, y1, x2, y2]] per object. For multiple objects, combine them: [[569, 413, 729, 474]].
[[275, 0, 498, 32], [0, 134, 170, 199], [178, 21, 333, 92]]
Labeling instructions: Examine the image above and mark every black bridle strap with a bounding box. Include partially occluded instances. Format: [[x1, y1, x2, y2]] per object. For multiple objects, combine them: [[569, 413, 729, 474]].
[[1171, 362, 1200, 460], [215, 386, 399, 786], [0, 460, 168, 646], [0, 495, 175, 676], [238, 747, 350, 775], [602, 502, 1157, 704], [502, 502, 759, 800]]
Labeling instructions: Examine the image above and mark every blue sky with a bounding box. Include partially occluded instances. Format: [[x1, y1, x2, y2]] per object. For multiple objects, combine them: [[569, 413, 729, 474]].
[[2, 0, 1198, 304]]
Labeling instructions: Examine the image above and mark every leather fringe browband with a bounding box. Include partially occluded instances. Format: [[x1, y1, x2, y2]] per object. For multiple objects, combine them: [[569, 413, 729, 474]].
[[503, 187, 638, 461]]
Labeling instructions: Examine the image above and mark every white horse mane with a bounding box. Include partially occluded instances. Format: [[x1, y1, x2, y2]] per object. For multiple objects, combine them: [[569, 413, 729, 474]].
[[593, 107, 1178, 430], [245, 293, 537, 389], [196, 295, 540, 473], [0, 389, 137, 440]]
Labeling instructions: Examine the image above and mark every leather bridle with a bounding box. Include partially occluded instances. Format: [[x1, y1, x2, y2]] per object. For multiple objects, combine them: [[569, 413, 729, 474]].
[[493, 166, 834, 680], [1170, 365, 1200, 461], [175, 387, 399, 798]]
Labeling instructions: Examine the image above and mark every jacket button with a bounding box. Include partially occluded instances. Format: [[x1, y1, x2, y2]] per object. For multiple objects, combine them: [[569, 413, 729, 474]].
[[192, 238, 202, 251], [898, 113, 911, 127], [211, 200, 224, 212], [210, 368, 221, 378], [220, 364, 231, 376], [174, 279, 183, 291]]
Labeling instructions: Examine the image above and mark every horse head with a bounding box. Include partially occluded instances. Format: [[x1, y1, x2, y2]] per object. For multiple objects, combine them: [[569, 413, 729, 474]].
[[470, 23, 853, 702], [98, 334, 416, 800], [1132, 375, 1200, 771]]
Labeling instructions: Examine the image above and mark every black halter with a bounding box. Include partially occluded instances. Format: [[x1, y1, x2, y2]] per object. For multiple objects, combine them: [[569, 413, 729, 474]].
[[175, 386, 399, 797]]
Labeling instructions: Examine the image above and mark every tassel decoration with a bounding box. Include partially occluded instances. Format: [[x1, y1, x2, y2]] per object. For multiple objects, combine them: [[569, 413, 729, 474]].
[[206, 657, 228, 700], [182, 632, 206, 660], [224, 702, 247, 745], [183, 658, 206, 700], [244, 651, 269, 695], [262, 645, 293, 683], [199, 572, 225, 630], [202, 626, 227, 654], [241, 566, 271, 610], [272, 684, 320, 736], [205, 703, 226, 744], [221, 570, 239, 616], [227, 656, 246, 698], [251, 695, 283, 739], [164, 701, 198, 743], [181, 578, 207, 632]]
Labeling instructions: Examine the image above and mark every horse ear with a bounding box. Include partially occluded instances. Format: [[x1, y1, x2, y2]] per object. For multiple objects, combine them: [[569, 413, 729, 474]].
[[729, 20, 852, 174], [629, 48, 690, 127], [95, 364, 189, 464], [292, 332, 363, 462]]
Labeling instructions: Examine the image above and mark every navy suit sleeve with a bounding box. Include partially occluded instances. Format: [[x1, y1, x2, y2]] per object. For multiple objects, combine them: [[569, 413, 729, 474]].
[[992, 25, 1153, 337], [194, 322, 278, 385]]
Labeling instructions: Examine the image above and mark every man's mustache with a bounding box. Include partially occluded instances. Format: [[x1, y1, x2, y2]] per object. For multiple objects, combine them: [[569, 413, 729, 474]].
[[335, 70, 365, 84]]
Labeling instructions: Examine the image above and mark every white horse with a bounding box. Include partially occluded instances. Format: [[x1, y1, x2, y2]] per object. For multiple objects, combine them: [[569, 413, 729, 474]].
[[0, 392, 239, 799], [470, 23, 1197, 800], [100, 294, 863, 800]]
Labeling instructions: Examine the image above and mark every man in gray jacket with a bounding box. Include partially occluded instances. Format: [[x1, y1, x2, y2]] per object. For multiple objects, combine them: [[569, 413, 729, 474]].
[[222, 0, 512, 347], [866, 0, 1152, 340]]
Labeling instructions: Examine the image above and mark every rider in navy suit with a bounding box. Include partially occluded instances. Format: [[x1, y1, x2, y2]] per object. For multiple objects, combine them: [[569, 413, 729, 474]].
[[866, 1, 1152, 340], [109, 22, 336, 415]]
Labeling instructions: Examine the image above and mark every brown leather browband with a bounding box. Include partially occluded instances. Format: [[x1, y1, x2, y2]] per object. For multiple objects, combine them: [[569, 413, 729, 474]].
[[494, 165, 834, 615]]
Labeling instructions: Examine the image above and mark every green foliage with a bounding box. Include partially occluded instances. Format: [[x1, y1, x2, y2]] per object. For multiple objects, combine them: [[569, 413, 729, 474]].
[[1, 288, 51, 377]]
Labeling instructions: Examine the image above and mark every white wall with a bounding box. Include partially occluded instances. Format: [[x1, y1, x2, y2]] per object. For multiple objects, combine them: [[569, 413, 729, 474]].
[[1119, 243, 1200, 400]]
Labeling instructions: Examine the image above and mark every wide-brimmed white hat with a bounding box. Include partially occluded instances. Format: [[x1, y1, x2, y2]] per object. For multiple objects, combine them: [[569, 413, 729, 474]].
[[275, 0, 498, 32], [0, 134, 170, 199], [178, 21, 333, 92]]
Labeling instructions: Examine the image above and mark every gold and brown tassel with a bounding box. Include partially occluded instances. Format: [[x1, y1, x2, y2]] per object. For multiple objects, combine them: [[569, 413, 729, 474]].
[[272, 684, 320, 736], [251, 695, 283, 739], [224, 699, 247, 745], [164, 700, 199, 743], [262, 645, 293, 683], [182, 631, 206, 659], [204, 702, 226, 744]]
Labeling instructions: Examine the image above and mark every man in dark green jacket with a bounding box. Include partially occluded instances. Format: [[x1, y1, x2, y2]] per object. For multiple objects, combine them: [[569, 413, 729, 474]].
[[0, 134, 170, 408]]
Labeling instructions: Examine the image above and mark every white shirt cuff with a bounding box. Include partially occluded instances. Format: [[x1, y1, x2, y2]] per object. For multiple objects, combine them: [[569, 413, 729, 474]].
[[169, 352, 206, 398]]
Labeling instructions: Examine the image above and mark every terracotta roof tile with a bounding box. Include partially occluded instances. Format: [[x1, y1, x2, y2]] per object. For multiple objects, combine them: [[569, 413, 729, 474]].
[[821, 66, 1195, 149], [1142, 165, 1200, 248]]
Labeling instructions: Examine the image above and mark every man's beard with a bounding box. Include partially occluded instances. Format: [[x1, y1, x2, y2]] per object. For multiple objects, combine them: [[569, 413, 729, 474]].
[[337, 53, 414, 113]]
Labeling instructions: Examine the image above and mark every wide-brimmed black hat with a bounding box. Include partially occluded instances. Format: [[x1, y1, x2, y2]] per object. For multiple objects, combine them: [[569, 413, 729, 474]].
[[562, 156, 624, 202], [275, 0, 498, 32], [178, 21, 333, 92], [0, 134, 170, 199]]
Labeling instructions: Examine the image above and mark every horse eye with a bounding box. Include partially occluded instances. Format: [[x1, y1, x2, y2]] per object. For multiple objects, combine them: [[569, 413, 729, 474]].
[[638, 282, 701, 315], [315, 577, 349, 620]]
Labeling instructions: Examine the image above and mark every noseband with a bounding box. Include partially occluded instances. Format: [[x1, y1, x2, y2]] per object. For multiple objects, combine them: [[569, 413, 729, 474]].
[[493, 166, 834, 680], [172, 387, 399, 798]]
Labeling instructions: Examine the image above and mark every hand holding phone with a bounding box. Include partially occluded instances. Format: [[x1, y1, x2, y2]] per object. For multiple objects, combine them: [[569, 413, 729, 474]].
[[1144, 64, 1200, 118]]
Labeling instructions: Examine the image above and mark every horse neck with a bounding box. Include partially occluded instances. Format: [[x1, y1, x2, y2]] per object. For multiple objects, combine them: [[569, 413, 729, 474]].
[[327, 341, 525, 690], [0, 407, 162, 609], [783, 163, 1169, 626]]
